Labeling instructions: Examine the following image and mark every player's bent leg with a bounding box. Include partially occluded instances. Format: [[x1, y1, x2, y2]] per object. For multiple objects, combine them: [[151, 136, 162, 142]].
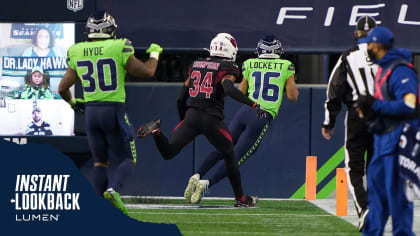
[[154, 119, 199, 160], [104, 187, 128, 215], [209, 120, 269, 187], [184, 174, 200, 203], [93, 162, 109, 195]]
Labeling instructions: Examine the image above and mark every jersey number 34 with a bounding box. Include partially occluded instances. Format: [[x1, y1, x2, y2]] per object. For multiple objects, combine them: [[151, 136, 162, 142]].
[[189, 71, 213, 98]]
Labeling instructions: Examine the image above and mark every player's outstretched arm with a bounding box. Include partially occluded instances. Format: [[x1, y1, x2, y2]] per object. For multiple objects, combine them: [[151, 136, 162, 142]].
[[125, 43, 163, 79], [285, 74, 298, 102], [221, 75, 266, 119], [222, 75, 254, 107]]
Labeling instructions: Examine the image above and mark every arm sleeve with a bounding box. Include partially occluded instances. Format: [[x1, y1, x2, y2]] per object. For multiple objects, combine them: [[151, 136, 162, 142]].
[[177, 85, 189, 120], [121, 39, 135, 66], [222, 79, 255, 107], [286, 62, 296, 78], [323, 56, 347, 129], [372, 67, 418, 115]]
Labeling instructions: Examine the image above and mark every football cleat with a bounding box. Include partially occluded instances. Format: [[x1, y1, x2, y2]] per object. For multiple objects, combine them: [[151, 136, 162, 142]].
[[234, 195, 258, 207], [358, 208, 369, 232], [137, 119, 161, 138], [103, 188, 128, 215], [191, 180, 209, 204], [184, 174, 200, 203]]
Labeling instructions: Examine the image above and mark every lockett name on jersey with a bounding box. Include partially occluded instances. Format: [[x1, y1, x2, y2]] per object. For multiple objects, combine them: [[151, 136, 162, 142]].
[[249, 61, 286, 70]]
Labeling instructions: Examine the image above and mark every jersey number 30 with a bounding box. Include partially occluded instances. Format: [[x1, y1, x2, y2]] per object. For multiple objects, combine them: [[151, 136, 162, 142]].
[[189, 71, 213, 98], [77, 58, 117, 93], [251, 71, 281, 102]]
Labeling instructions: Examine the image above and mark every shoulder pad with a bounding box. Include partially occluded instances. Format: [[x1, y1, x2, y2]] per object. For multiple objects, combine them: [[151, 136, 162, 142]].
[[288, 63, 295, 71]]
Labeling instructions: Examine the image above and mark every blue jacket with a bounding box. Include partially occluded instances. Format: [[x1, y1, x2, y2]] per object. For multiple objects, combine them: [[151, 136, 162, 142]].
[[371, 48, 419, 156]]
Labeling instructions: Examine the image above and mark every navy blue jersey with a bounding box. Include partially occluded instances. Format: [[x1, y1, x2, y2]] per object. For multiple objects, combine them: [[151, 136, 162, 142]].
[[25, 121, 53, 136], [188, 57, 240, 119]]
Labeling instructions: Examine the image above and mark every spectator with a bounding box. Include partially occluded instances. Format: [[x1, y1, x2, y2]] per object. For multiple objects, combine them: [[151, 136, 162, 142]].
[[22, 27, 63, 57], [25, 107, 53, 136], [10, 66, 60, 99]]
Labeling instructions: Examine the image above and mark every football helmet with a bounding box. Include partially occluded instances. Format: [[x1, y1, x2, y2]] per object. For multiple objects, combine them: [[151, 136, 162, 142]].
[[209, 33, 238, 61], [256, 35, 284, 59], [86, 11, 117, 39]]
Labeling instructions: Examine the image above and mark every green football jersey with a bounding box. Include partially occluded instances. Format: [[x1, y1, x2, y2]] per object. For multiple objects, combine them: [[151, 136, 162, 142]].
[[67, 38, 134, 103], [242, 58, 295, 118]]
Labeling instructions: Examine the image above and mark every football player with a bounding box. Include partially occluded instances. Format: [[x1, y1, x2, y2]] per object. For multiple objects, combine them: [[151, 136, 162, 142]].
[[138, 33, 263, 207], [183, 35, 298, 204], [58, 11, 162, 214]]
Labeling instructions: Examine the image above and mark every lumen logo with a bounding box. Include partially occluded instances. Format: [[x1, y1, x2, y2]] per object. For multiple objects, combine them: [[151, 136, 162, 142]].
[[10, 174, 80, 222]]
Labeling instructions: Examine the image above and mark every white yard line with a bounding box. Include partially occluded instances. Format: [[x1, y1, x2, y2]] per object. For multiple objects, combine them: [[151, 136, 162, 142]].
[[128, 211, 332, 217], [312, 199, 420, 236]]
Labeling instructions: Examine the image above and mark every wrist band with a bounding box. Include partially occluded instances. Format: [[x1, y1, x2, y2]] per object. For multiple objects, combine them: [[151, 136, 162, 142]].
[[150, 51, 159, 60]]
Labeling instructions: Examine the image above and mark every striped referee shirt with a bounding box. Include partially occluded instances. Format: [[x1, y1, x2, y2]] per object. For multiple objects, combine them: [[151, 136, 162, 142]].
[[323, 42, 377, 128]]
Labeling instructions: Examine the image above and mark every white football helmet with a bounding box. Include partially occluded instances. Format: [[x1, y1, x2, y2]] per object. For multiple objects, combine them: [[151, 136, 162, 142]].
[[209, 33, 238, 61]]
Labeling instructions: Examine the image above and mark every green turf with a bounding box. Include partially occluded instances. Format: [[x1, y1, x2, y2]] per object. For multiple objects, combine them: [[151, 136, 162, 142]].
[[126, 199, 360, 236]]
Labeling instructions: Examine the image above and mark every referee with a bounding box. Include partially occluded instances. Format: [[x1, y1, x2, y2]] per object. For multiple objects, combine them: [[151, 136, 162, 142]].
[[321, 16, 376, 231]]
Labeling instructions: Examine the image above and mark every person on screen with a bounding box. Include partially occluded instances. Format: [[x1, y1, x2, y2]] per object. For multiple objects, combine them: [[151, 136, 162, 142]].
[[25, 107, 53, 136], [10, 66, 60, 99], [21, 27, 63, 57]]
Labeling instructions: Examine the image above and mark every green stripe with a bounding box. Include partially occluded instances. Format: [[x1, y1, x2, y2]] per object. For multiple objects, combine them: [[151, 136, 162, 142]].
[[316, 176, 336, 199], [237, 123, 269, 166], [124, 113, 137, 163], [290, 146, 345, 199]]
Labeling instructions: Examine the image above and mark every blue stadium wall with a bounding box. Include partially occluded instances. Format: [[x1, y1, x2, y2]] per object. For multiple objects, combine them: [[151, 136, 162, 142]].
[[76, 84, 347, 198]]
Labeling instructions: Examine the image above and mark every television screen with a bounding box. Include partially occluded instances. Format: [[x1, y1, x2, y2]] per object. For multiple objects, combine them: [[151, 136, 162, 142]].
[[0, 23, 75, 136]]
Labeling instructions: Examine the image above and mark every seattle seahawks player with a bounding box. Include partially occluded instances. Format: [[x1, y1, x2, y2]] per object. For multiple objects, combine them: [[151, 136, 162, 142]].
[[138, 33, 262, 207], [58, 11, 162, 214], [183, 35, 298, 204]]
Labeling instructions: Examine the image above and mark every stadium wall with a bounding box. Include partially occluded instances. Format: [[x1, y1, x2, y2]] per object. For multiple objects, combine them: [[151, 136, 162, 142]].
[[77, 84, 346, 198]]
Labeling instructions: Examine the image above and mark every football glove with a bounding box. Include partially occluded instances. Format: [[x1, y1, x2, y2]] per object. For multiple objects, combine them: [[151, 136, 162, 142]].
[[355, 94, 377, 121], [146, 43, 163, 60], [70, 98, 85, 113], [253, 103, 267, 120]]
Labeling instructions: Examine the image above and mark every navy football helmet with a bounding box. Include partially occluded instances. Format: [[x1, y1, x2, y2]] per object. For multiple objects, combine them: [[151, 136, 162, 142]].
[[86, 11, 117, 39], [256, 35, 284, 58]]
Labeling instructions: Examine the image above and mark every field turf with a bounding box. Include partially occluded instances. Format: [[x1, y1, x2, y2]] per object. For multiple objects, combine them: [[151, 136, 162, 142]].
[[125, 198, 359, 236]]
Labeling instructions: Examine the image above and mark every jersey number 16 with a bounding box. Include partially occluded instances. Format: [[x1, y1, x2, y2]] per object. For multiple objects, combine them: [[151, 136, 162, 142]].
[[251, 71, 281, 102]]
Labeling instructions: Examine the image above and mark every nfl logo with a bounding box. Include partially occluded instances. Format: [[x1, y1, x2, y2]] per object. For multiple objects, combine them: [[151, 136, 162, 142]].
[[67, 0, 84, 12]]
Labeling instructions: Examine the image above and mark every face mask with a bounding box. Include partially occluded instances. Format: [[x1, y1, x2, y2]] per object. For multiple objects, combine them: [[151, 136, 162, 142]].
[[367, 48, 376, 61]]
